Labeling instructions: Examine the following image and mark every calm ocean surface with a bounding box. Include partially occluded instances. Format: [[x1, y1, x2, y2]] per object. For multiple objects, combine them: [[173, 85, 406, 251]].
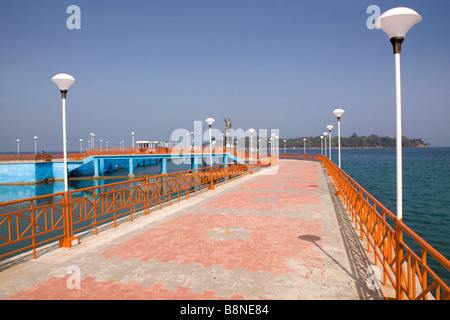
[[0, 147, 449, 284]]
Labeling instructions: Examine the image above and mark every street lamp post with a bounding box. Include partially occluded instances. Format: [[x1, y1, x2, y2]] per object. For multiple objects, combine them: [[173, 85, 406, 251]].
[[51, 73, 76, 193], [80, 139, 83, 153], [275, 136, 279, 158], [333, 109, 345, 168], [186, 132, 190, 153], [131, 132, 135, 151], [257, 139, 261, 158], [205, 118, 215, 167], [303, 138, 306, 154], [320, 136, 324, 155], [375, 7, 421, 223], [271, 134, 275, 156], [205, 118, 215, 190], [268, 139, 271, 157], [249, 128, 255, 163], [283, 139, 286, 159], [374, 7, 421, 300], [34, 136, 38, 156], [90, 133, 95, 150], [16, 139, 20, 155], [327, 125, 333, 161], [323, 132, 328, 158]]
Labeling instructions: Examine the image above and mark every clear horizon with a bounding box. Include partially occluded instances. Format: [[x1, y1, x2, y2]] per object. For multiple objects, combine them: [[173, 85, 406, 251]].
[[1, 0, 449, 152]]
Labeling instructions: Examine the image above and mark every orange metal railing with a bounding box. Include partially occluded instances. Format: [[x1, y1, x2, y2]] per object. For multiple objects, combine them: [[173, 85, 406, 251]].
[[0, 160, 273, 262], [284, 153, 450, 300]]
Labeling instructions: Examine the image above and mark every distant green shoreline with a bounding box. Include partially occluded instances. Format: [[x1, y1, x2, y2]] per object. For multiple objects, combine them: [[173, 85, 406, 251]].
[[283, 134, 429, 149], [286, 146, 428, 149]]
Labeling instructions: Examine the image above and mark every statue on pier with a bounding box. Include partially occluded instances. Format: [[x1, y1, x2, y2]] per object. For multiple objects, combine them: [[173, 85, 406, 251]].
[[221, 117, 232, 147], [222, 117, 232, 131]]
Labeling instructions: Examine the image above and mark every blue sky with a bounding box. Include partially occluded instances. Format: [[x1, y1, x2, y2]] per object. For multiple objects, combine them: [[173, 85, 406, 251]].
[[0, 0, 449, 152]]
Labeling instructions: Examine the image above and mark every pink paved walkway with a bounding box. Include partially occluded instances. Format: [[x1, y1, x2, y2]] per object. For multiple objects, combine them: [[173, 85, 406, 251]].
[[0, 160, 391, 300]]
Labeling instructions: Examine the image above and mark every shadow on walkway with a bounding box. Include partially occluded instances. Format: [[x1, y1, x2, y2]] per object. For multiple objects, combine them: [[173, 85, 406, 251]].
[[324, 168, 386, 300]]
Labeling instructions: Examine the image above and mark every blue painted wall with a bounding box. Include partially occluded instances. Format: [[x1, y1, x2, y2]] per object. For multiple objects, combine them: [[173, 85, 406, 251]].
[[0, 153, 240, 184], [0, 161, 82, 184]]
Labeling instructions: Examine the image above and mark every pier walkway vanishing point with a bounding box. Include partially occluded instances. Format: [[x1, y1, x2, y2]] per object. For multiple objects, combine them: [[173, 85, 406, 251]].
[[0, 159, 397, 300]]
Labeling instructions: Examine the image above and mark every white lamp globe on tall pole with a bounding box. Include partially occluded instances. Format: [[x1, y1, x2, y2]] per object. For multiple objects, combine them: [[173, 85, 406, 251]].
[[186, 132, 191, 153], [374, 7, 421, 301], [303, 138, 306, 154], [374, 8, 421, 224], [90, 133, 95, 150], [131, 132, 135, 151], [271, 133, 276, 156], [16, 139, 20, 155], [249, 128, 255, 163], [80, 139, 83, 153], [326, 125, 333, 161], [205, 118, 215, 166], [333, 108, 345, 168], [34, 136, 38, 156], [323, 132, 328, 158], [275, 136, 279, 157], [320, 136, 324, 155], [51, 73, 76, 193]]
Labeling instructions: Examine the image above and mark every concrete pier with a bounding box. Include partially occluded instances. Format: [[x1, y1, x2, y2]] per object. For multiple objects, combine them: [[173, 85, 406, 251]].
[[0, 160, 394, 300]]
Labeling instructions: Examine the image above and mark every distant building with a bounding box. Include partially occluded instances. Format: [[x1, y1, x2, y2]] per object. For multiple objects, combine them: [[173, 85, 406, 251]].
[[136, 141, 160, 153]]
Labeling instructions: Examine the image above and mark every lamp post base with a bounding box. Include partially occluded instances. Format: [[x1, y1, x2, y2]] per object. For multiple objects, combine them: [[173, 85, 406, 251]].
[[59, 236, 80, 248]]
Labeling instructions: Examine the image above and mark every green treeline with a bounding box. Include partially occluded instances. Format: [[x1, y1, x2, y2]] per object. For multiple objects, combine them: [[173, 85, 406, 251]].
[[282, 133, 429, 149]]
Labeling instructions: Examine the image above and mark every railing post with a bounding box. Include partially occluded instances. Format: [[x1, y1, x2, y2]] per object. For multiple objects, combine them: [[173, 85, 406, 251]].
[[30, 200, 36, 259], [421, 248, 428, 300], [93, 188, 98, 234], [395, 219, 403, 300], [144, 177, 149, 216], [209, 166, 215, 190], [59, 191, 79, 248]]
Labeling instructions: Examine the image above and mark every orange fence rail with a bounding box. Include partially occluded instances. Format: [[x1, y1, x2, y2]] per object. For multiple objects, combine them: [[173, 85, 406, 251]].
[[284, 153, 450, 300], [0, 160, 272, 262]]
